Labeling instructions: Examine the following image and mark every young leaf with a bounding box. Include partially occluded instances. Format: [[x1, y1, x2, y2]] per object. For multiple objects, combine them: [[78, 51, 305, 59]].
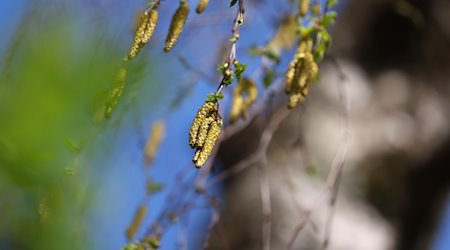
[[229, 0, 238, 7], [264, 50, 281, 64], [322, 11, 337, 27], [205, 93, 223, 103], [326, 0, 338, 9], [263, 68, 275, 88], [234, 61, 248, 82]]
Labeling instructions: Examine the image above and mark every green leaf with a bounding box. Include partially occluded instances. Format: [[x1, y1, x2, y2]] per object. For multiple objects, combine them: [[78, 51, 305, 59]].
[[263, 69, 275, 88], [234, 61, 248, 82], [322, 11, 337, 27], [321, 29, 331, 43], [264, 50, 281, 64], [146, 180, 164, 195], [223, 74, 234, 85], [314, 41, 326, 62], [217, 62, 228, 73], [248, 46, 264, 56], [205, 93, 224, 103], [229, 0, 238, 7], [206, 93, 217, 103], [299, 26, 315, 37], [216, 92, 224, 99], [326, 0, 338, 9], [306, 165, 318, 177], [122, 243, 138, 250], [64, 138, 81, 153]]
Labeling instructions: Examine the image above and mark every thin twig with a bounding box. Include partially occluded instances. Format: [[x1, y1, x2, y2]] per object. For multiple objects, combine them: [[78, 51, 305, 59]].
[[287, 57, 351, 250], [215, 0, 245, 95], [178, 54, 216, 82], [287, 192, 328, 249], [320, 171, 342, 250], [257, 105, 290, 250], [209, 103, 290, 250], [319, 57, 350, 250], [177, 215, 189, 250], [202, 193, 221, 249]]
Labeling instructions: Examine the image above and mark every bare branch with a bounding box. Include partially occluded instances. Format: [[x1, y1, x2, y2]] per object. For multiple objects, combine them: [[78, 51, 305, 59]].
[[287, 57, 351, 249]]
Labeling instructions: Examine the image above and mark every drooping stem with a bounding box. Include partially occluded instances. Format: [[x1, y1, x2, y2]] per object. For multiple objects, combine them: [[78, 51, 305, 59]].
[[215, 0, 245, 95]]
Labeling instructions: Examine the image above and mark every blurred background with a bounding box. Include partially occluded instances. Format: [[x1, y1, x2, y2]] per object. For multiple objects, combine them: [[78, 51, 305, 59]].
[[0, 0, 449, 250]]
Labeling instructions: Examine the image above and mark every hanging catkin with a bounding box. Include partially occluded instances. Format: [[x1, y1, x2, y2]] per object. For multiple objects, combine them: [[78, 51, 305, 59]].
[[229, 77, 258, 123], [196, 0, 209, 14], [285, 38, 318, 109], [164, 1, 189, 52], [189, 102, 222, 168], [128, 9, 159, 60]]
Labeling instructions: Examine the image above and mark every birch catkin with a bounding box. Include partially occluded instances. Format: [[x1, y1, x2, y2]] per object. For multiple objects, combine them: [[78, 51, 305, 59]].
[[104, 67, 127, 118], [189, 102, 216, 148], [164, 1, 189, 52], [128, 9, 159, 60], [285, 38, 318, 109], [229, 77, 258, 123], [299, 0, 310, 17], [144, 120, 165, 166], [125, 204, 148, 241], [196, 0, 210, 14], [189, 102, 221, 168], [194, 119, 221, 167]]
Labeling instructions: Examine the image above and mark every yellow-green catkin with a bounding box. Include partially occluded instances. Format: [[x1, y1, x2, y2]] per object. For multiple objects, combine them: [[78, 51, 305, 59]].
[[125, 204, 148, 241], [285, 38, 318, 109], [229, 77, 258, 123], [164, 1, 190, 52], [104, 66, 127, 118], [128, 9, 159, 60], [37, 198, 49, 222], [195, 116, 214, 148], [299, 0, 311, 17], [189, 101, 221, 168], [266, 15, 298, 54], [144, 120, 165, 166], [193, 119, 222, 168], [189, 102, 216, 148], [196, 0, 209, 14], [229, 95, 244, 124]]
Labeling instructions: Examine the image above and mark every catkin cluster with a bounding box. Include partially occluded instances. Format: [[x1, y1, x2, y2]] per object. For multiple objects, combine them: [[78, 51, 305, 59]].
[[189, 102, 222, 168], [164, 1, 190, 52], [128, 9, 159, 60], [285, 38, 318, 109], [229, 77, 258, 123]]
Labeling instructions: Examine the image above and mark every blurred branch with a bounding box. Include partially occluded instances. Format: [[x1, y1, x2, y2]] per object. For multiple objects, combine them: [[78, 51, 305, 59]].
[[319, 56, 351, 250], [288, 57, 351, 249]]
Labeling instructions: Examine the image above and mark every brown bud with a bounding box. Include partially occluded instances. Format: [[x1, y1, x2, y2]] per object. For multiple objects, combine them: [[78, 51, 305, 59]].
[[164, 2, 189, 52]]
